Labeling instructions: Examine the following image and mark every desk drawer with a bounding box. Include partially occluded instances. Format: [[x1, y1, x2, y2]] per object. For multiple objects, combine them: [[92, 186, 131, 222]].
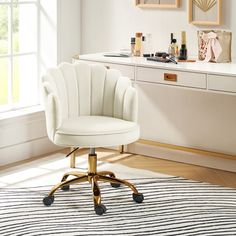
[[80, 60, 135, 80], [105, 63, 135, 80], [137, 67, 207, 89], [208, 74, 236, 93]]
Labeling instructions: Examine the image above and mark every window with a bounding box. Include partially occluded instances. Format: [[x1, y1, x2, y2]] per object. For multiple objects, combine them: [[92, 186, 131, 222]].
[[0, 0, 39, 112]]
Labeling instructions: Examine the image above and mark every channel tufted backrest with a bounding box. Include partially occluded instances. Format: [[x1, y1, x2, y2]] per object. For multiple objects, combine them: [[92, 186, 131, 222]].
[[42, 62, 137, 139]]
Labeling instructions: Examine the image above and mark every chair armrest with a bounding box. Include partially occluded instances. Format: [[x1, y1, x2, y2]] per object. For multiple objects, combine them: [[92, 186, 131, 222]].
[[123, 87, 138, 122], [42, 82, 61, 141]]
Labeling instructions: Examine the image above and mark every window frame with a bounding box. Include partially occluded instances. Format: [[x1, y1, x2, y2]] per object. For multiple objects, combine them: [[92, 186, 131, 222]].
[[0, 0, 40, 112]]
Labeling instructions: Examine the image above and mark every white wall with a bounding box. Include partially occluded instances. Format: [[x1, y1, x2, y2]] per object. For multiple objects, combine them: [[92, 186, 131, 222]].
[[58, 0, 81, 63], [40, 0, 58, 73], [40, 0, 81, 71], [81, 0, 235, 59]]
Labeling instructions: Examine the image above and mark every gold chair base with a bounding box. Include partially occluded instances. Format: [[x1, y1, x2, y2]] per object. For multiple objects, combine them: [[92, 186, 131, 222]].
[[43, 152, 143, 215], [47, 171, 139, 205], [69, 145, 126, 168]]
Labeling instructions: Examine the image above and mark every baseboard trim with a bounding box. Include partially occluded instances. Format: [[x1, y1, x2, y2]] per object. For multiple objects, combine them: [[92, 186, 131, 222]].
[[0, 136, 63, 167], [128, 140, 236, 173], [138, 139, 236, 161]]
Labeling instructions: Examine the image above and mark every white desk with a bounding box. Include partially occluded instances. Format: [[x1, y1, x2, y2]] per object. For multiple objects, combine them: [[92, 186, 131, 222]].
[[76, 53, 236, 172], [78, 53, 236, 95]]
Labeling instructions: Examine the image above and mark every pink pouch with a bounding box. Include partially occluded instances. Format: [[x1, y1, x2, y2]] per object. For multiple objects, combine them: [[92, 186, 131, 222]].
[[198, 30, 232, 63]]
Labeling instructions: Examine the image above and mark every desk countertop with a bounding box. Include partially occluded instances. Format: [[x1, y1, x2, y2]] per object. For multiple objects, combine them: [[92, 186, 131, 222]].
[[78, 53, 236, 77]]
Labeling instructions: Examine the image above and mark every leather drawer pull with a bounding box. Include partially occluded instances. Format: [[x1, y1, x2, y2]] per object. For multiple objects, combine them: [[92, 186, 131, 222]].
[[164, 73, 177, 82], [105, 66, 110, 69]]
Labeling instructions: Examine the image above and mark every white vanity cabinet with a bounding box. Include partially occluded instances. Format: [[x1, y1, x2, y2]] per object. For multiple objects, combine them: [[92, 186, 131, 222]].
[[136, 66, 207, 89], [208, 74, 236, 93], [77, 53, 236, 167]]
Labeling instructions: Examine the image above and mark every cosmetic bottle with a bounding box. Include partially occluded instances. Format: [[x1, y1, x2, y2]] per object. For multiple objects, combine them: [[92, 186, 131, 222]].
[[168, 33, 179, 58], [142, 36, 146, 55], [179, 31, 188, 60], [168, 33, 174, 54], [134, 32, 143, 57], [142, 33, 153, 57], [170, 33, 174, 43], [171, 39, 179, 58], [131, 37, 135, 56]]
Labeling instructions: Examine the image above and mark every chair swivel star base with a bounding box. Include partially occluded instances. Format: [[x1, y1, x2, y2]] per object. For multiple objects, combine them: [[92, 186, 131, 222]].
[[43, 149, 144, 215]]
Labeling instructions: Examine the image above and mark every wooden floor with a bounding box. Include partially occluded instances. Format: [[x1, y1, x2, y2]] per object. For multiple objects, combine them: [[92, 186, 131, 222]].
[[98, 149, 236, 188], [1, 148, 236, 188]]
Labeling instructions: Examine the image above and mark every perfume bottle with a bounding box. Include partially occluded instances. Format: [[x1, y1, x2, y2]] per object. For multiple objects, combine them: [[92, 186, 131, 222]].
[[171, 39, 179, 58], [168, 33, 174, 56], [134, 32, 143, 57], [179, 31, 188, 60], [168, 33, 179, 58], [131, 37, 135, 56]]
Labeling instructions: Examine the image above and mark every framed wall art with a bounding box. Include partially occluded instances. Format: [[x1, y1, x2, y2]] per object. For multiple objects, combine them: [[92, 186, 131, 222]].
[[188, 0, 222, 26], [135, 0, 180, 9]]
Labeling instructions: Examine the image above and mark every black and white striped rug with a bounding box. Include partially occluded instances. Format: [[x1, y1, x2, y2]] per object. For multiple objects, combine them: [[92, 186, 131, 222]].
[[1, 177, 236, 236]]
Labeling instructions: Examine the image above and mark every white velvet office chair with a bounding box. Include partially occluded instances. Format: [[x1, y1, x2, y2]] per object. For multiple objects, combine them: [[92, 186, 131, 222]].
[[41, 62, 143, 215]]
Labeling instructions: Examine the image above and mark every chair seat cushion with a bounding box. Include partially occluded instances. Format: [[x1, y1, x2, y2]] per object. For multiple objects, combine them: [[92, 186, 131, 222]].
[[54, 116, 140, 148]]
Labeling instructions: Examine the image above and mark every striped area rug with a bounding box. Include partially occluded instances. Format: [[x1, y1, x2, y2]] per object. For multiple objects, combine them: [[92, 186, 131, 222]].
[[0, 177, 236, 236]]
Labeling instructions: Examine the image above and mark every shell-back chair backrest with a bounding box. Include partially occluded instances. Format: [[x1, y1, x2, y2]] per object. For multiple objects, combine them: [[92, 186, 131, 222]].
[[42, 62, 137, 140]]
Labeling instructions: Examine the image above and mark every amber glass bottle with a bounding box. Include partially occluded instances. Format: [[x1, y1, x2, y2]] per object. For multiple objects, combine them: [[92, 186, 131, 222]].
[[134, 32, 143, 57]]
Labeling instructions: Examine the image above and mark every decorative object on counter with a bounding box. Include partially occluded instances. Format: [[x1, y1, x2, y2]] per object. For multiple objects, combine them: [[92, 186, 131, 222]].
[[130, 33, 154, 57], [142, 35, 146, 56], [148, 52, 178, 64], [155, 51, 167, 57], [103, 53, 130, 58], [170, 33, 174, 43], [198, 30, 232, 63], [135, 0, 180, 8], [188, 0, 222, 26], [168, 33, 179, 58], [142, 33, 153, 57], [134, 32, 143, 57], [143, 53, 154, 58], [171, 39, 179, 57], [179, 31, 188, 60], [131, 37, 136, 56], [168, 33, 174, 56]]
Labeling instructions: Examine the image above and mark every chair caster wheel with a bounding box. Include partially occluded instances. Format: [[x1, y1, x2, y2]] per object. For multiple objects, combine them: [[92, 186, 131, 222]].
[[111, 183, 121, 188], [43, 195, 54, 206], [94, 204, 107, 215], [133, 193, 144, 203], [61, 185, 70, 191]]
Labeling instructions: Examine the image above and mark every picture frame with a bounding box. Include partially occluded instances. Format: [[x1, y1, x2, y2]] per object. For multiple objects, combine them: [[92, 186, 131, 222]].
[[188, 0, 222, 26], [135, 0, 180, 9]]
